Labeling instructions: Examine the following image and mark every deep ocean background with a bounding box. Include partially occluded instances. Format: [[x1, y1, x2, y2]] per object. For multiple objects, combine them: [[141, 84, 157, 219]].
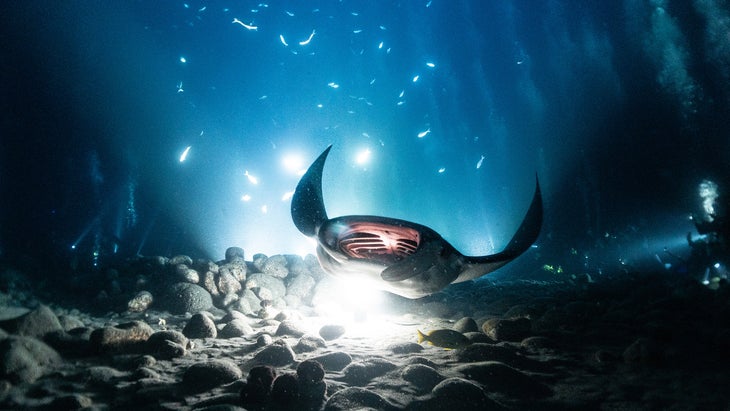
[[2, 0, 729, 282]]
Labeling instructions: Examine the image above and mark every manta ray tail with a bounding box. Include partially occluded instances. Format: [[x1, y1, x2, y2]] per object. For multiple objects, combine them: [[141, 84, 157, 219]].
[[291, 145, 332, 236], [455, 176, 543, 282]]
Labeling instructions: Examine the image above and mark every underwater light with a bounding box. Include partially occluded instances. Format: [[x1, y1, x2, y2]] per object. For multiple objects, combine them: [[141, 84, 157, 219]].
[[355, 148, 371, 165], [281, 153, 305, 174]]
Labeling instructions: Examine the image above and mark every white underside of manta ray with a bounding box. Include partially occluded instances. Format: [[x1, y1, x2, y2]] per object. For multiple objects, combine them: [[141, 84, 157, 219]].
[[291, 145, 543, 299]]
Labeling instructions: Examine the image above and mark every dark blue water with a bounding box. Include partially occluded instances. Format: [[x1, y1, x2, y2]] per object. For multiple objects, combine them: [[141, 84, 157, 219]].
[[2, 1, 729, 279]]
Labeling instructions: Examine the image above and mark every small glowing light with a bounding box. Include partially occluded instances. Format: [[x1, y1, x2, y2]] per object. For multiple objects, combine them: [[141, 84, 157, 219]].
[[328, 82, 339, 89], [714, 262, 721, 269], [426, 62, 435, 68], [261, 205, 268, 213], [378, 41, 383, 49], [241, 194, 251, 202], [438, 167, 446, 173], [281, 191, 295, 201], [71, 244, 76, 250], [412, 75, 419, 82], [179, 56, 187, 63], [179, 146, 191, 162], [317, 103, 323, 108], [355, 148, 371, 165], [244, 170, 259, 185]]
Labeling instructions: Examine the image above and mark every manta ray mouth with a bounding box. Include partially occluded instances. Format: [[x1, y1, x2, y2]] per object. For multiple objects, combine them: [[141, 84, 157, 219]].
[[336, 222, 420, 264]]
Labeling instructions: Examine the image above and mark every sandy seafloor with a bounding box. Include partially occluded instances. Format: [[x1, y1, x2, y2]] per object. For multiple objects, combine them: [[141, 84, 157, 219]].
[[0, 250, 729, 411]]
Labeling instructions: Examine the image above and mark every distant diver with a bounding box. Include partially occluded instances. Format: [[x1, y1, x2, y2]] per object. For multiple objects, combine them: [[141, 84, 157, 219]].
[[291, 145, 543, 299]]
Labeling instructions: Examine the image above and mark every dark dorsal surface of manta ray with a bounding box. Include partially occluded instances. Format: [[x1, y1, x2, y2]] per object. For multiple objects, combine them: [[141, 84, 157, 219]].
[[291, 145, 543, 299]]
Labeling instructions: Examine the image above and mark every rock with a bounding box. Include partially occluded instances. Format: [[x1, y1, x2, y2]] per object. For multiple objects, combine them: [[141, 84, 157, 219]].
[[453, 317, 479, 333], [9, 305, 62, 338], [146, 330, 189, 360], [276, 319, 307, 337], [388, 342, 424, 354], [285, 254, 310, 276], [127, 291, 154, 313], [341, 358, 397, 386], [44, 329, 93, 358], [169, 255, 193, 266], [182, 359, 243, 393], [464, 331, 493, 344], [194, 259, 220, 275], [454, 361, 552, 398], [230, 297, 254, 316], [297, 359, 325, 384], [90, 321, 154, 354], [175, 264, 200, 284], [286, 274, 315, 298], [623, 337, 663, 366], [311, 351, 352, 371], [202, 271, 220, 297], [325, 387, 397, 411], [164, 283, 213, 315], [262, 255, 289, 278], [456, 343, 520, 364], [401, 364, 443, 391], [217, 271, 242, 295], [219, 319, 254, 338], [49, 394, 93, 409], [256, 334, 274, 347], [245, 273, 286, 300], [521, 336, 557, 351], [0, 336, 62, 383], [183, 312, 217, 339], [425, 377, 494, 410], [86, 366, 129, 388], [270, 373, 299, 407], [482, 317, 532, 342], [252, 340, 295, 366], [294, 334, 327, 353], [225, 247, 245, 262], [319, 324, 346, 341], [57, 314, 85, 331], [240, 365, 276, 406]]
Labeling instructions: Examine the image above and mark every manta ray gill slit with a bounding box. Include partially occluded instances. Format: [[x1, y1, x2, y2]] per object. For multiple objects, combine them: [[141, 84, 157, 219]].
[[336, 222, 420, 264]]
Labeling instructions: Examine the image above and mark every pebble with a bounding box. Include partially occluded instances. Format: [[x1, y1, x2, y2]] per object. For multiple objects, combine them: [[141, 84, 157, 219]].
[[297, 359, 325, 384], [455, 343, 520, 364], [183, 312, 217, 339], [0, 336, 62, 383], [240, 365, 276, 405], [286, 273, 315, 298], [454, 361, 552, 398], [245, 273, 287, 300], [217, 270, 242, 295], [7, 305, 63, 338], [311, 351, 352, 371], [388, 342, 424, 354], [453, 317, 479, 333], [169, 255, 193, 266], [57, 314, 85, 331], [164, 282, 213, 315], [341, 358, 397, 386], [127, 291, 154, 313], [146, 330, 189, 360], [275, 319, 307, 337], [225, 246, 245, 262], [89, 320, 154, 354], [218, 319, 254, 338], [252, 340, 296, 366], [270, 373, 299, 407], [401, 364, 443, 391], [294, 334, 327, 353], [182, 359, 243, 393], [49, 393, 93, 410], [324, 387, 397, 411], [482, 317, 532, 341], [318, 324, 346, 340], [262, 255, 289, 278]]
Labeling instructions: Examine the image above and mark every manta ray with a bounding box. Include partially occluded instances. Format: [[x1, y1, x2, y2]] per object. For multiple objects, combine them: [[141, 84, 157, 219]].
[[291, 145, 543, 299]]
